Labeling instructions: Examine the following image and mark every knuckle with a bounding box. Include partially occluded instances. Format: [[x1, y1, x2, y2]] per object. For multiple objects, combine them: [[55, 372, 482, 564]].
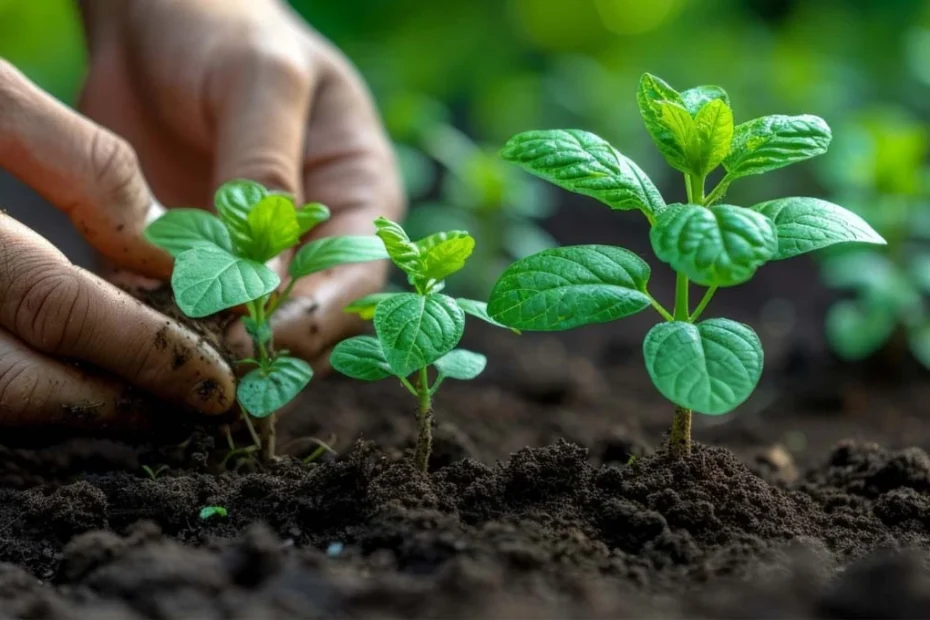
[[13, 270, 87, 353], [88, 129, 145, 207], [232, 151, 299, 194], [250, 43, 309, 84]]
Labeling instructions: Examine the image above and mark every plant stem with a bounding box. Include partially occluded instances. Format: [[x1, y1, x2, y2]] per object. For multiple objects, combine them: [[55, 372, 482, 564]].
[[704, 175, 731, 206], [668, 406, 692, 458], [243, 413, 262, 452], [261, 414, 276, 462], [413, 366, 433, 473], [674, 272, 689, 321], [689, 286, 718, 322], [646, 292, 674, 322]]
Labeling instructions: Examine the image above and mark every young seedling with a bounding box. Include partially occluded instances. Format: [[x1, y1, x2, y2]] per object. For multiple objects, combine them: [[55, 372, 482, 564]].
[[145, 180, 389, 461], [199, 506, 228, 520], [487, 73, 886, 458], [141, 464, 168, 480], [330, 217, 508, 472]]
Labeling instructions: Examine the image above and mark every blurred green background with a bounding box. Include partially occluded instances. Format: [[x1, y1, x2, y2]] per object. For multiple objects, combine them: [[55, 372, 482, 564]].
[[3, 0, 930, 298]]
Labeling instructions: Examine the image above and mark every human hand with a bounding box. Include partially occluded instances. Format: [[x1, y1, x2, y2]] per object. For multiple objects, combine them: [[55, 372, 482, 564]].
[[0, 60, 235, 429], [79, 0, 404, 368]]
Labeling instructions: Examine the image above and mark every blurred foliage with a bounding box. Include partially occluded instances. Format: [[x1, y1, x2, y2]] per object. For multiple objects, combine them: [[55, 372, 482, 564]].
[[816, 107, 930, 367], [4, 0, 930, 297]]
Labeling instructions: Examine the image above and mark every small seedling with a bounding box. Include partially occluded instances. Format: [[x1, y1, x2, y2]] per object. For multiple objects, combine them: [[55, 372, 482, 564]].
[[145, 180, 390, 461], [199, 505, 228, 520], [331, 217, 508, 472], [487, 73, 886, 458], [141, 464, 168, 480]]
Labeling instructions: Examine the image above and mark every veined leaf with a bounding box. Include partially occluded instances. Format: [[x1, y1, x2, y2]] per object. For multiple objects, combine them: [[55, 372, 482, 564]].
[[487, 245, 652, 331], [289, 236, 389, 279], [455, 298, 518, 332], [144, 209, 233, 257], [415, 230, 471, 252], [434, 349, 486, 380], [296, 202, 331, 235], [374, 217, 422, 277], [724, 114, 831, 180], [692, 99, 734, 176], [214, 180, 267, 245], [680, 85, 730, 116], [344, 292, 403, 320], [246, 195, 301, 263], [751, 197, 886, 260], [237, 355, 312, 418], [637, 73, 690, 173], [374, 293, 465, 376], [420, 234, 475, 281], [651, 204, 777, 287], [643, 318, 763, 415], [171, 245, 279, 318], [330, 336, 394, 381], [500, 129, 666, 217]]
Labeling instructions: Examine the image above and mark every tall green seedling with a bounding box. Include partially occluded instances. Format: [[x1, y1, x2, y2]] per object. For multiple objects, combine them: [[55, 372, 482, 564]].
[[145, 180, 389, 460], [487, 73, 886, 458], [330, 217, 509, 472]]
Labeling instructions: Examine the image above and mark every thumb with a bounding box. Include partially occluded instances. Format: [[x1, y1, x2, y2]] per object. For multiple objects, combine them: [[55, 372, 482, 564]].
[[0, 60, 171, 280], [209, 48, 314, 197]]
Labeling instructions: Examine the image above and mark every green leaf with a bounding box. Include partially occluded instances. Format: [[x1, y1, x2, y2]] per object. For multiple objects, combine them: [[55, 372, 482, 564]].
[[415, 230, 470, 251], [171, 246, 279, 318], [680, 85, 730, 116], [643, 318, 763, 415], [214, 180, 267, 243], [455, 298, 518, 332], [199, 506, 228, 520], [420, 234, 475, 281], [344, 292, 403, 320], [245, 195, 301, 263], [487, 245, 652, 331], [330, 336, 394, 381], [144, 209, 233, 257], [637, 73, 690, 173], [724, 115, 832, 180], [296, 202, 331, 235], [374, 293, 465, 376], [237, 355, 312, 418], [826, 300, 896, 361], [650, 204, 777, 287], [289, 236, 389, 279], [499, 129, 666, 217], [434, 349, 487, 380], [374, 217, 422, 277], [751, 197, 886, 260], [242, 317, 272, 346], [692, 99, 734, 176]]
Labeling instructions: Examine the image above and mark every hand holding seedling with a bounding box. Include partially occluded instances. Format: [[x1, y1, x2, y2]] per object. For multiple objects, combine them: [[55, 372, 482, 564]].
[[331, 218, 508, 471], [78, 0, 403, 367], [0, 61, 235, 428], [487, 73, 886, 458]]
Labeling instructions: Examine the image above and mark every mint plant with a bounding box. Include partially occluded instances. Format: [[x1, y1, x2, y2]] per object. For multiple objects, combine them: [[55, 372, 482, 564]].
[[145, 180, 389, 461], [330, 217, 506, 472], [486, 73, 886, 458]]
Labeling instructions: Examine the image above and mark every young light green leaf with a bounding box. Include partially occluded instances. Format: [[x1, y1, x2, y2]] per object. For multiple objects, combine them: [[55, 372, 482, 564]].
[[289, 236, 389, 279], [487, 245, 652, 331], [171, 246, 280, 318], [415, 230, 471, 252], [330, 335, 394, 381], [374, 293, 465, 376], [724, 115, 832, 180], [680, 85, 730, 116], [420, 234, 475, 281], [826, 300, 896, 361], [237, 355, 312, 418], [455, 298, 518, 332], [199, 506, 228, 520], [144, 209, 233, 257], [643, 318, 763, 415], [637, 73, 690, 173], [434, 349, 487, 380], [344, 292, 403, 320], [296, 202, 331, 235], [499, 129, 666, 217], [751, 197, 886, 260], [374, 217, 422, 277], [650, 204, 777, 287], [246, 195, 301, 263], [215, 179, 267, 241], [692, 99, 734, 176]]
